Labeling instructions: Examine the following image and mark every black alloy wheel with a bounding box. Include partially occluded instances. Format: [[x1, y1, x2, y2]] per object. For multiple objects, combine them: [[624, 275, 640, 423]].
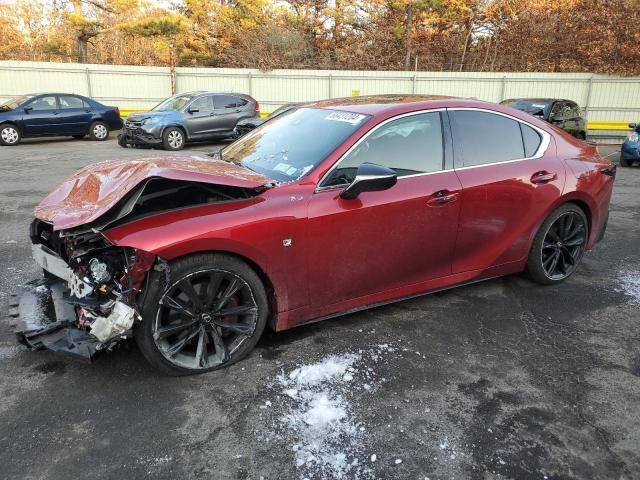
[[136, 254, 268, 375], [526, 204, 588, 285]]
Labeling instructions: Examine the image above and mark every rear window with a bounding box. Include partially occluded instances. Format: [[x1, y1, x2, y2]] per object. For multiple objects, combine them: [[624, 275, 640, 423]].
[[502, 100, 551, 118], [451, 110, 525, 167]]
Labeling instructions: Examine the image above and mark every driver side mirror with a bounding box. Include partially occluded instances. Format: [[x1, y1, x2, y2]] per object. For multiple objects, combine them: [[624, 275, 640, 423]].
[[340, 162, 397, 200], [188, 107, 199, 114], [23, 106, 33, 112]]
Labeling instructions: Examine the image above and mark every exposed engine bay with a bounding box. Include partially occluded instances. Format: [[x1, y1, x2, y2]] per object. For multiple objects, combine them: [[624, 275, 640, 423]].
[[16, 176, 263, 361]]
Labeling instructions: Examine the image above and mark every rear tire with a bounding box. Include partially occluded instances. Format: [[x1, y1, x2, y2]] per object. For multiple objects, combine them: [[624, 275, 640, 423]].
[[526, 204, 588, 285], [89, 121, 109, 141], [162, 127, 185, 151], [0, 124, 21, 146], [620, 157, 633, 167], [135, 253, 269, 376]]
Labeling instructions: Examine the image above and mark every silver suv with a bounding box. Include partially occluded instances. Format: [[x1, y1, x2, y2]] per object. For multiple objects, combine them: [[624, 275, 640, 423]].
[[118, 91, 260, 150]]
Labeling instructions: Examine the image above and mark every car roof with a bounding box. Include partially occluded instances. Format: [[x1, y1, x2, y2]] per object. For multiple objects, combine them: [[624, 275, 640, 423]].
[[502, 98, 574, 104], [304, 94, 508, 116]]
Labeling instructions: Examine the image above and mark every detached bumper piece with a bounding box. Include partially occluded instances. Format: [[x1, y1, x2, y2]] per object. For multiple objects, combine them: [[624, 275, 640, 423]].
[[117, 130, 162, 148], [15, 279, 100, 362]]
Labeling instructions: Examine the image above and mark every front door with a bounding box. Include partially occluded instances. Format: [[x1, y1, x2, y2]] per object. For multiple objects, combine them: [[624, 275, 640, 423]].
[[449, 109, 566, 273], [21, 95, 60, 136], [183, 94, 216, 138], [307, 111, 462, 309]]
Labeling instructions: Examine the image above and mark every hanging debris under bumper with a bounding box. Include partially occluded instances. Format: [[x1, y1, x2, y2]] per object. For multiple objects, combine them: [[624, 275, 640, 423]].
[[16, 229, 158, 362]]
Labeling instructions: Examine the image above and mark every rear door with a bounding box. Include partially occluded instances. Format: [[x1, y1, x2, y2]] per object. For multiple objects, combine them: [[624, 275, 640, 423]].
[[449, 109, 565, 273], [213, 95, 247, 131], [183, 94, 216, 138], [57, 95, 92, 135], [307, 111, 462, 309], [21, 95, 60, 136]]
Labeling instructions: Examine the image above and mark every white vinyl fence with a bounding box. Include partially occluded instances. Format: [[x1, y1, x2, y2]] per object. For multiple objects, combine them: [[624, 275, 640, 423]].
[[0, 61, 638, 126]]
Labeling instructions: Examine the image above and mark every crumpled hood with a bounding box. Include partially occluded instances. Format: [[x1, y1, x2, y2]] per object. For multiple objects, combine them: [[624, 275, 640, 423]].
[[35, 153, 270, 231]]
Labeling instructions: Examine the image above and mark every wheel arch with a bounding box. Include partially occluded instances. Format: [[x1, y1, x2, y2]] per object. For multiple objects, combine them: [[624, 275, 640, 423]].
[[160, 249, 279, 330], [161, 124, 188, 140], [0, 121, 22, 134]]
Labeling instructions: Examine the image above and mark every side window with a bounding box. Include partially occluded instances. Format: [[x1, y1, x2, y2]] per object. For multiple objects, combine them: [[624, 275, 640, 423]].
[[323, 112, 443, 187], [189, 95, 214, 112], [520, 123, 542, 157], [58, 95, 85, 109], [215, 95, 242, 109], [451, 110, 524, 167], [550, 102, 564, 119], [568, 103, 581, 118], [28, 96, 57, 111]]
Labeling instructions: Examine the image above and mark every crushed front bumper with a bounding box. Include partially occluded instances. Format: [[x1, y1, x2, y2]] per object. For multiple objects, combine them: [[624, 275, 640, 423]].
[[15, 278, 101, 362], [117, 129, 162, 148]]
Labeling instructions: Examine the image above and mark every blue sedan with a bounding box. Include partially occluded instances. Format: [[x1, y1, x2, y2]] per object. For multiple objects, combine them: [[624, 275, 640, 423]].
[[621, 123, 640, 167], [0, 93, 123, 146]]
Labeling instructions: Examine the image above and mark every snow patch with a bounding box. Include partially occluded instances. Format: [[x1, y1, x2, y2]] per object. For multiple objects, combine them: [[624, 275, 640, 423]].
[[267, 344, 397, 479], [617, 269, 640, 303]]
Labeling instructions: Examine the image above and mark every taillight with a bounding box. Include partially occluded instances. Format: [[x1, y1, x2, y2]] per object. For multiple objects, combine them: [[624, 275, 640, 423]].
[[255, 101, 260, 112], [115, 106, 120, 117]]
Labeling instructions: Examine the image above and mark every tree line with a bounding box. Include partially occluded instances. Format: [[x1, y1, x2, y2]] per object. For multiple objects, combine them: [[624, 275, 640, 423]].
[[0, 0, 637, 75]]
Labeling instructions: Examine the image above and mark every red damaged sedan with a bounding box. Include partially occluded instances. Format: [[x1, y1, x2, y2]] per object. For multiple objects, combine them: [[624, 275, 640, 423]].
[[17, 95, 615, 375]]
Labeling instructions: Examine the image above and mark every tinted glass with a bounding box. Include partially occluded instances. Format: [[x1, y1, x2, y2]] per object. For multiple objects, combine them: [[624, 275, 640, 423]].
[[59, 95, 85, 109], [502, 99, 551, 118], [452, 111, 524, 167], [323, 112, 443, 187], [520, 123, 542, 157], [222, 108, 370, 182], [28, 96, 57, 111], [189, 95, 214, 112], [152, 95, 193, 112], [215, 95, 243, 109]]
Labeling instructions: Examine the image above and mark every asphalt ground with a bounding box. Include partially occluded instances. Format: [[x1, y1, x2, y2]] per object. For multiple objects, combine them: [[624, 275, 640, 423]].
[[0, 135, 638, 480]]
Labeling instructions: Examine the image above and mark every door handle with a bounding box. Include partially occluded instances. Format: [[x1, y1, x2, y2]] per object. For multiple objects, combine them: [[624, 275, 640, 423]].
[[209, 112, 216, 116], [427, 190, 458, 206], [530, 171, 557, 184]]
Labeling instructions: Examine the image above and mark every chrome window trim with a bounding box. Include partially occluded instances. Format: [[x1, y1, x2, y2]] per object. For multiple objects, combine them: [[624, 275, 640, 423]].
[[315, 106, 551, 192], [316, 108, 447, 192], [447, 107, 551, 169]]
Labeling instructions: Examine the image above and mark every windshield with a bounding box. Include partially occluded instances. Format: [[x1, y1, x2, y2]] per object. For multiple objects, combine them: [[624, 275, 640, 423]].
[[222, 107, 371, 182], [152, 95, 193, 112], [1, 95, 33, 111], [502, 100, 551, 117]]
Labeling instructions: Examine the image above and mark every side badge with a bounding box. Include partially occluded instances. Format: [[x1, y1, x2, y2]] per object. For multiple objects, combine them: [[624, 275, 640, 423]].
[[282, 238, 293, 247]]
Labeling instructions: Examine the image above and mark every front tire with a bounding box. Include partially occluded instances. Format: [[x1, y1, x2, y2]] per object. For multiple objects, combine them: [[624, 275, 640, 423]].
[[620, 157, 633, 167], [526, 204, 588, 285], [89, 121, 109, 141], [162, 127, 185, 151], [136, 253, 269, 376], [0, 124, 21, 146]]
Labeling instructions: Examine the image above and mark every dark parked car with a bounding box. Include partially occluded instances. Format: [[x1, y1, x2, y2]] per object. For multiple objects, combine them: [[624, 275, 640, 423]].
[[234, 103, 299, 137], [17, 95, 614, 375], [501, 98, 587, 139], [621, 123, 640, 167], [118, 91, 259, 151], [0, 93, 122, 146]]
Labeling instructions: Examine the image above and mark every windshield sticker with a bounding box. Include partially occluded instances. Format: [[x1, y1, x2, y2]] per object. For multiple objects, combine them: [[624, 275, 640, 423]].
[[325, 111, 367, 125], [531, 104, 547, 108], [285, 166, 298, 176], [274, 163, 292, 173]]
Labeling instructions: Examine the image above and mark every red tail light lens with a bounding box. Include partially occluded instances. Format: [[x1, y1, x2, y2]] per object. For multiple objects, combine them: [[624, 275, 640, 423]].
[[255, 101, 260, 112], [115, 106, 120, 117]]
